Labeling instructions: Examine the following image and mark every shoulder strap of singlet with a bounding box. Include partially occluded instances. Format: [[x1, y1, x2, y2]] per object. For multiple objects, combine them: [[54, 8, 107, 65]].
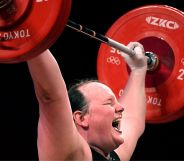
[[109, 150, 121, 161], [90, 147, 121, 161]]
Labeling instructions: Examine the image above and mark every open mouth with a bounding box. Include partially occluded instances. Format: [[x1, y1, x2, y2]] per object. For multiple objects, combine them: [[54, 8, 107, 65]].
[[112, 118, 122, 133]]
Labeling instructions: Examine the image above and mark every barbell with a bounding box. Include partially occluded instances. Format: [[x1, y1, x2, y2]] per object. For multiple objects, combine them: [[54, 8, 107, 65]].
[[0, 0, 184, 123]]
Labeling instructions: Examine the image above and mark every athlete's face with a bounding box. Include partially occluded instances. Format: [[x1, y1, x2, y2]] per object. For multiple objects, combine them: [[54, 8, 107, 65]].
[[79, 82, 124, 153]]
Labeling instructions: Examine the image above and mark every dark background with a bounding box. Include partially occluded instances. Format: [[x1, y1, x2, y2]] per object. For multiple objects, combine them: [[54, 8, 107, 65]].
[[0, 0, 184, 160]]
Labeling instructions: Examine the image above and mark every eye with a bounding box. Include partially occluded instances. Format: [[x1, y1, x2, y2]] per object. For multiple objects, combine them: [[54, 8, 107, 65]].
[[103, 98, 115, 106], [103, 102, 115, 107], [102, 102, 116, 111]]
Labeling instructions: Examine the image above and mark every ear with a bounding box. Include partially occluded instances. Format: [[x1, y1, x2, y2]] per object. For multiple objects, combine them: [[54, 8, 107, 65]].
[[73, 110, 89, 128]]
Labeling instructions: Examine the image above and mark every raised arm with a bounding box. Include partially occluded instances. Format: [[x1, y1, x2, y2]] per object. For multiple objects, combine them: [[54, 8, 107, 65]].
[[115, 42, 147, 161], [27, 50, 88, 161]]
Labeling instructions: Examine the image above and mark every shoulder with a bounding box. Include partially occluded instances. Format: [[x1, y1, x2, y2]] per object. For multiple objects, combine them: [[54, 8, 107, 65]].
[[69, 135, 93, 161]]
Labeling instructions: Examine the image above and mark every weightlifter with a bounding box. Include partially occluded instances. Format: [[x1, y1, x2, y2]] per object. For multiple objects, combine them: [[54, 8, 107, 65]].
[[27, 41, 147, 161]]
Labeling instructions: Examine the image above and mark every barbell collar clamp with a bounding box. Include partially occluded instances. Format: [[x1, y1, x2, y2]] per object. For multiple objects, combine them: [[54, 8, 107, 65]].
[[145, 51, 159, 71]]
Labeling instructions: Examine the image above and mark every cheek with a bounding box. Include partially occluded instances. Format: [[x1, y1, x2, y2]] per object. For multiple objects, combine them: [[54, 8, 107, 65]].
[[89, 108, 114, 128]]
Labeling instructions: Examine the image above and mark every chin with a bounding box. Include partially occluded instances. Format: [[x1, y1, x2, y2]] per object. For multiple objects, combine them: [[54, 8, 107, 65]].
[[112, 133, 124, 148], [117, 137, 124, 146]]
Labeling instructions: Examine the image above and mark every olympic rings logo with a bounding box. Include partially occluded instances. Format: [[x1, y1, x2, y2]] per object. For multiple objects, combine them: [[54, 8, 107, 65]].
[[106, 56, 121, 65]]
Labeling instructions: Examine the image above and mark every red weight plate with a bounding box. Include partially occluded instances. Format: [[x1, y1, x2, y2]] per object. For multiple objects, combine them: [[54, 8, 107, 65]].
[[0, 0, 71, 63], [97, 5, 184, 123]]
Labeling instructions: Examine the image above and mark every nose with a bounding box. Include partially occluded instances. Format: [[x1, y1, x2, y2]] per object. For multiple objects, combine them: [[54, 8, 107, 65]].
[[115, 103, 124, 113]]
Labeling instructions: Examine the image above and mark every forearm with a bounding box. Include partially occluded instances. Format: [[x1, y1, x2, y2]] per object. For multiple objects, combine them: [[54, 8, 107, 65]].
[[27, 50, 67, 102], [119, 69, 147, 131]]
